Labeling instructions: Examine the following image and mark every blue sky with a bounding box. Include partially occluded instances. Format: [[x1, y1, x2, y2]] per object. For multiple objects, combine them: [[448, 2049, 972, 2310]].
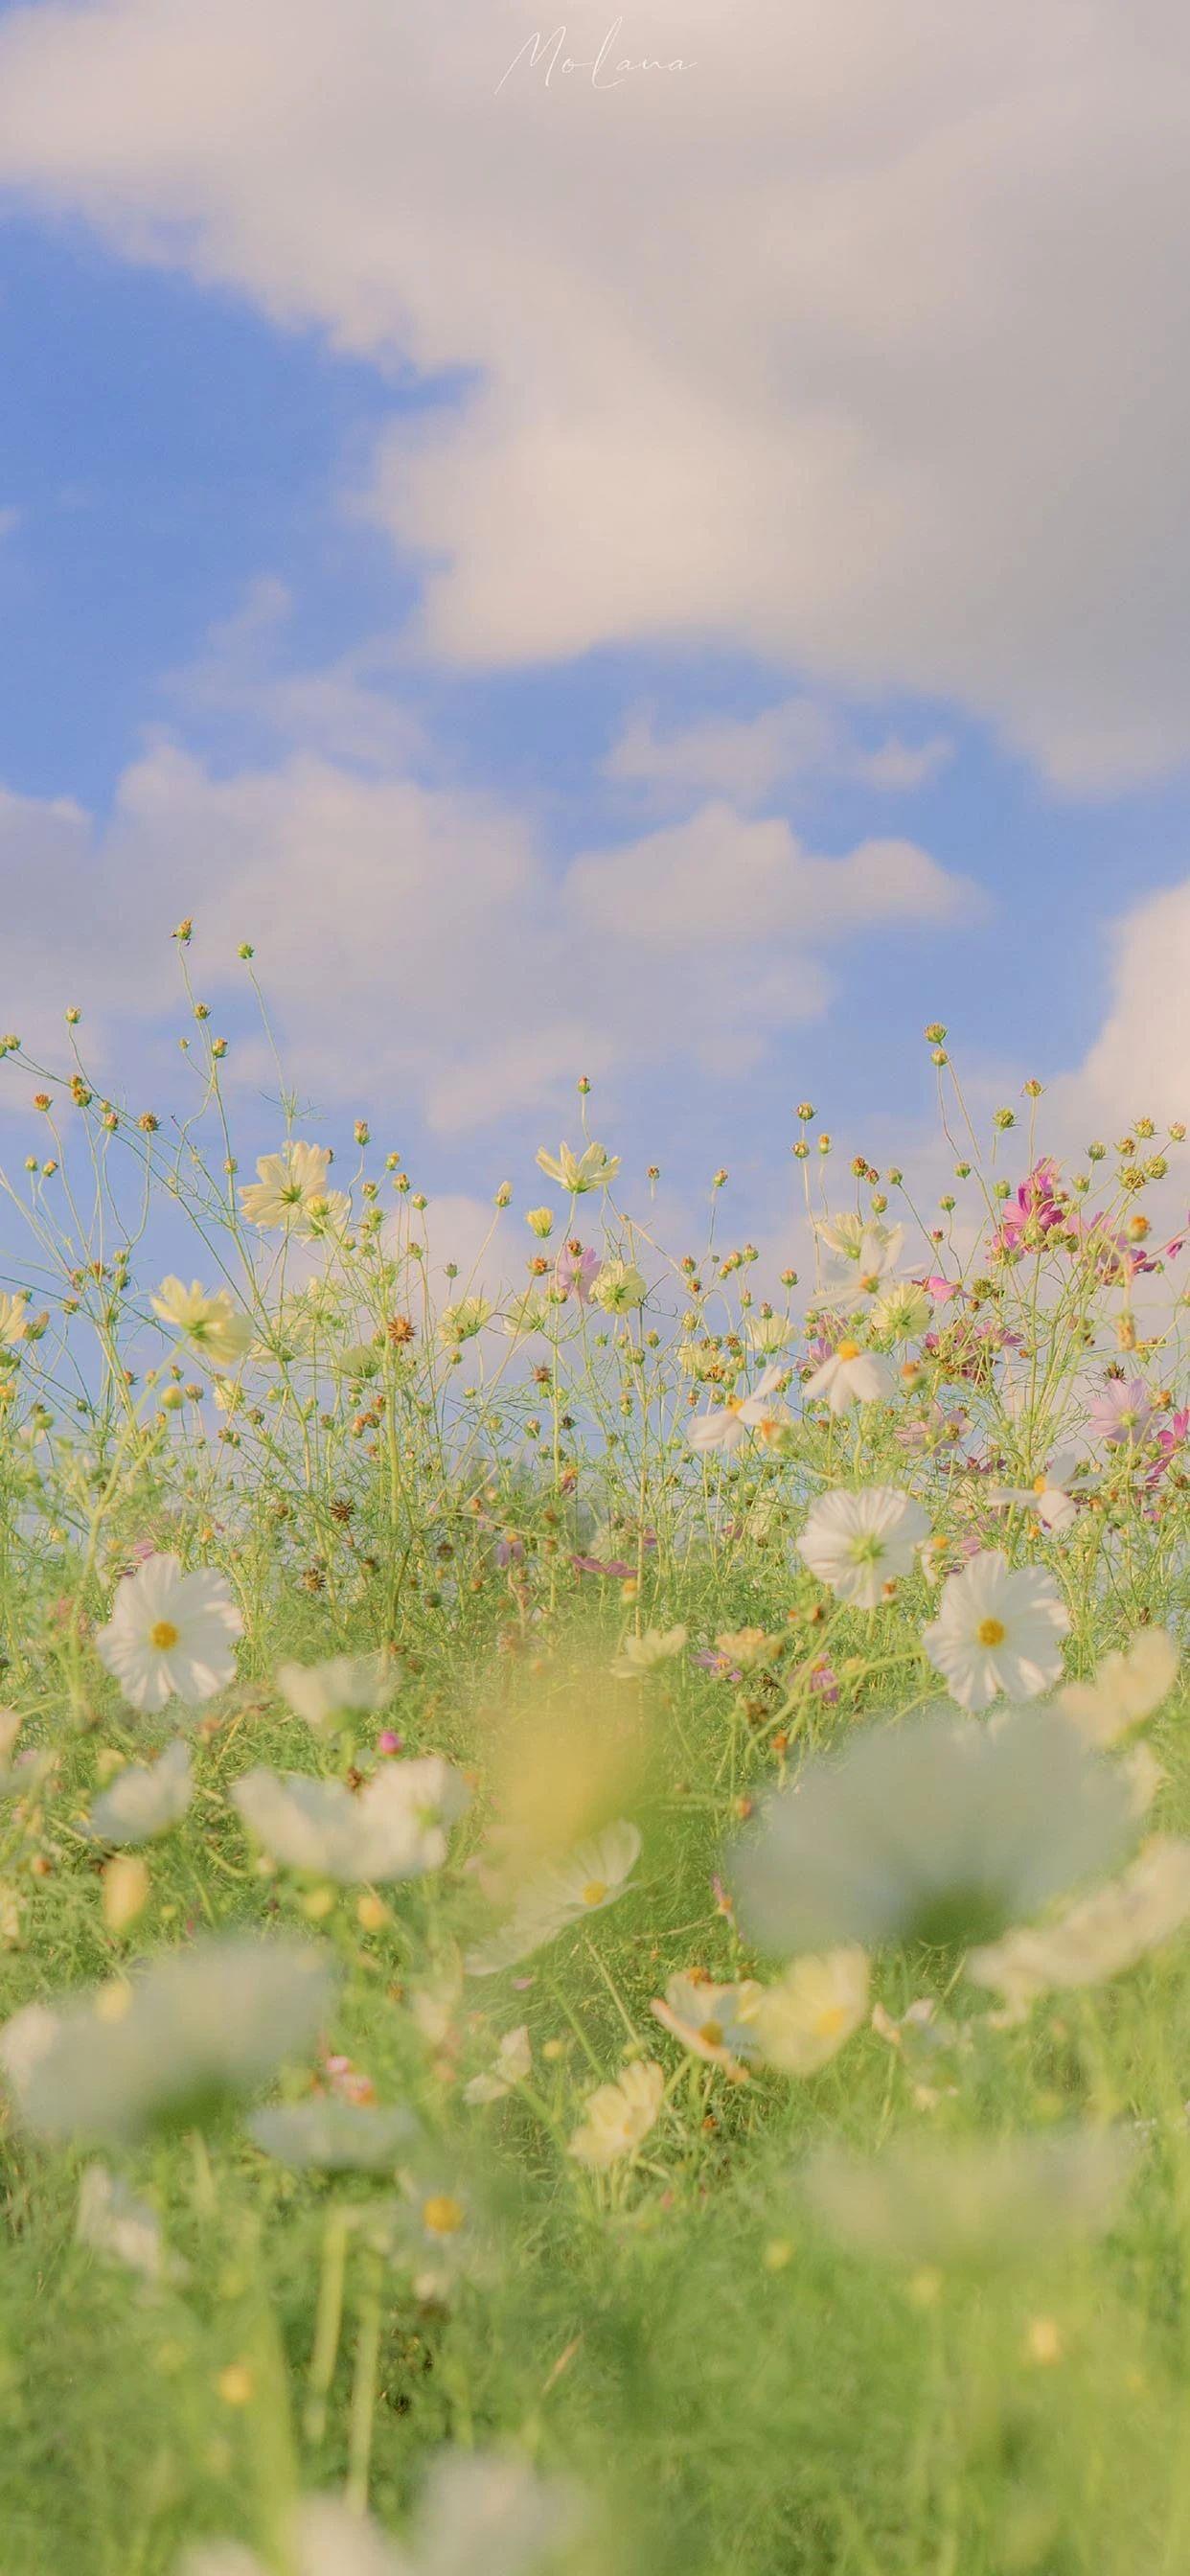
[[0, 0, 1186, 1271]]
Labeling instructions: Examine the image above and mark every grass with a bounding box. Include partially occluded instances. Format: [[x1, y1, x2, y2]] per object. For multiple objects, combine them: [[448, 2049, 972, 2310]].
[[0, 998, 1186, 2573]]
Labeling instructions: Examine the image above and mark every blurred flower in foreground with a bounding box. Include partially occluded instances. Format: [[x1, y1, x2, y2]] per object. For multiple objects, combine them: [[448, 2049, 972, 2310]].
[[967, 1837, 1190, 2013], [77, 2164, 185, 2284], [95, 1552, 242, 1714], [232, 1757, 469, 1883], [730, 1707, 1133, 1956], [248, 2098, 420, 2172], [570, 2060, 664, 2166], [466, 1820, 642, 1976], [536, 1139, 620, 1193], [0, 1935, 334, 2146], [802, 1342, 895, 1414], [922, 1549, 1068, 1710], [651, 1973, 763, 2075], [85, 1738, 193, 1847], [803, 2126, 1136, 2267], [276, 1654, 398, 1734], [181, 2450, 575, 2576], [464, 2024, 532, 2105], [797, 1485, 931, 1609], [750, 1948, 870, 2076], [610, 1624, 687, 1679], [150, 1276, 253, 1373], [1058, 1627, 1179, 1747], [687, 1364, 787, 1455]]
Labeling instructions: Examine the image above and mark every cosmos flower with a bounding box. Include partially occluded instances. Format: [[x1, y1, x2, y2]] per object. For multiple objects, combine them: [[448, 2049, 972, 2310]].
[[439, 1297, 492, 1346], [609, 1624, 687, 1678], [922, 1549, 1069, 1709], [535, 1140, 620, 1193], [650, 1973, 764, 2074], [810, 1224, 907, 1316], [985, 1451, 1082, 1533], [554, 1240, 600, 1301], [804, 2127, 1135, 2267], [730, 1705, 1133, 1957], [569, 2059, 665, 2166], [232, 1756, 469, 1884], [276, 1654, 398, 1734], [466, 1819, 642, 1976], [248, 2098, 420, 2171], [180, 2451, 573, 2576], [750, 1948, 870, 2076], [0, 1290, 30, 1346], [1, 1935, 335, 2147], [801, 1342, 895, 1414], [870, 1280, 932, 1342], [589, 1257, 648, 1313], [239, 1140, 349, 1235], [746, 1311, 793, 1355], [150, 1277, 253, 1372], [796, 1485, 931, 1609], [85, 1737, 193, 1847], [814, 1214, 903, 1264], [463, 2024, 533, 2104], [95, 1553, 243, 1714], [967, 1836, 1190, 2012], [1058, 1627, 1179, 1747], [687, 1363, 788, 1454], [1087, 1376, 1156, 1447]]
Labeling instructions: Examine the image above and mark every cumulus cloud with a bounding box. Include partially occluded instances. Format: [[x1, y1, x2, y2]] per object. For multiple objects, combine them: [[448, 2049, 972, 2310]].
[[605, 699, 951, 811], [0, 741, 975, 1129], [1049, 879, 1190, 1138], [0, 0, 1186, 780]]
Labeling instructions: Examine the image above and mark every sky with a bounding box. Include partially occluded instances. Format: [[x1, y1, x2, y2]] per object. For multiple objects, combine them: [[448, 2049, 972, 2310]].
[[0, 0, 1187, 1277]]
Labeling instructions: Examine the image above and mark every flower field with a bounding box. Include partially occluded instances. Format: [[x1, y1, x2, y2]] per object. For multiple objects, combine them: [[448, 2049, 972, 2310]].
[[0, 997, 1187, 2576]]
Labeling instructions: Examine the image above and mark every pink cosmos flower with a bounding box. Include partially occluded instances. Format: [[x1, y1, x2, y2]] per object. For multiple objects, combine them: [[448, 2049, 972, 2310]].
[[1147, 1407, 1189, 1485], [555, 1240, 600, 1302], [1087, 1377, 1156, 1447]]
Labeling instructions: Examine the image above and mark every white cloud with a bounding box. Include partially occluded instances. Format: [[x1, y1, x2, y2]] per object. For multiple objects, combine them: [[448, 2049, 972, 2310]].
[[163, 579, 423, 770], [0, 0, 1187, 780], [1050, 879, 1190, 1138], [605, 699, 951, 809], [0, 743, 976, 1129]]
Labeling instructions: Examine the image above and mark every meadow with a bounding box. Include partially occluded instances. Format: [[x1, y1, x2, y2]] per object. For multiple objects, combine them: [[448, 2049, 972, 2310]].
[[0, 971, 1187, 2576]]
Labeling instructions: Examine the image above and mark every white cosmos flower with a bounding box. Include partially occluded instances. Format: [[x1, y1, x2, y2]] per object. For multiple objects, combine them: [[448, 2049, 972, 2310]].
[[967, 1836, 1190, 2012], [745, 1311, 792, 1355], [569, 2059, 664, 2166], [439, 1296, 492, 1346], [0, 1290, 29, 1347], [85, 1737, 193, 1847], [181, 2452, 573, 2576], [802, 1341, 895, 1414], [750, 1948, 870, 2076], [239, 1140, 349, 1235], [1058, 1627, 1179, 1747], [233, 1756, 469, 1884], [535, 1139, 620, 1193], [687, 1363, 787, 1454], [810, 1224, 907, 1316], [797, 1486, 931, 1609], [650, 1973, 764, 2074], [870, 1280, 932, 1342], [276, 1654, 397, 1734], [731, 1705, 1133, 1956], [1, 1935, 334, 2147], [922, 1549, 1069, 1711], [463, 2023, 533, 2104], [466, 1819, 642, 1976], [609, 1623, 687, 1679], [804, 2127, 1137, 2267], [985, 1449, 1082, 1533], [814, 1213, 902, 1264], [96, 1553, 243, 1714], [590, 1257, 647, 1313], [248, 2098, 420, 2171], [149, 1276, 253, 1372]]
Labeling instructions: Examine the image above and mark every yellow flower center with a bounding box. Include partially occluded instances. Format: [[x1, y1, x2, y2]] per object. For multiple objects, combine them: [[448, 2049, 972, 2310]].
[[421, 2194, 465, 2236], [1033, 1474, 1049, 1494], [149, 1620, 180, 1650], [814, 2004, 849, 2037], [977, 1617, 1007, 1647], [582, 1879, 608, 1907], [835, 1340, 860, 1362], [698, 2018, 724, 2048], [858, 1273, 880, 1294]]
